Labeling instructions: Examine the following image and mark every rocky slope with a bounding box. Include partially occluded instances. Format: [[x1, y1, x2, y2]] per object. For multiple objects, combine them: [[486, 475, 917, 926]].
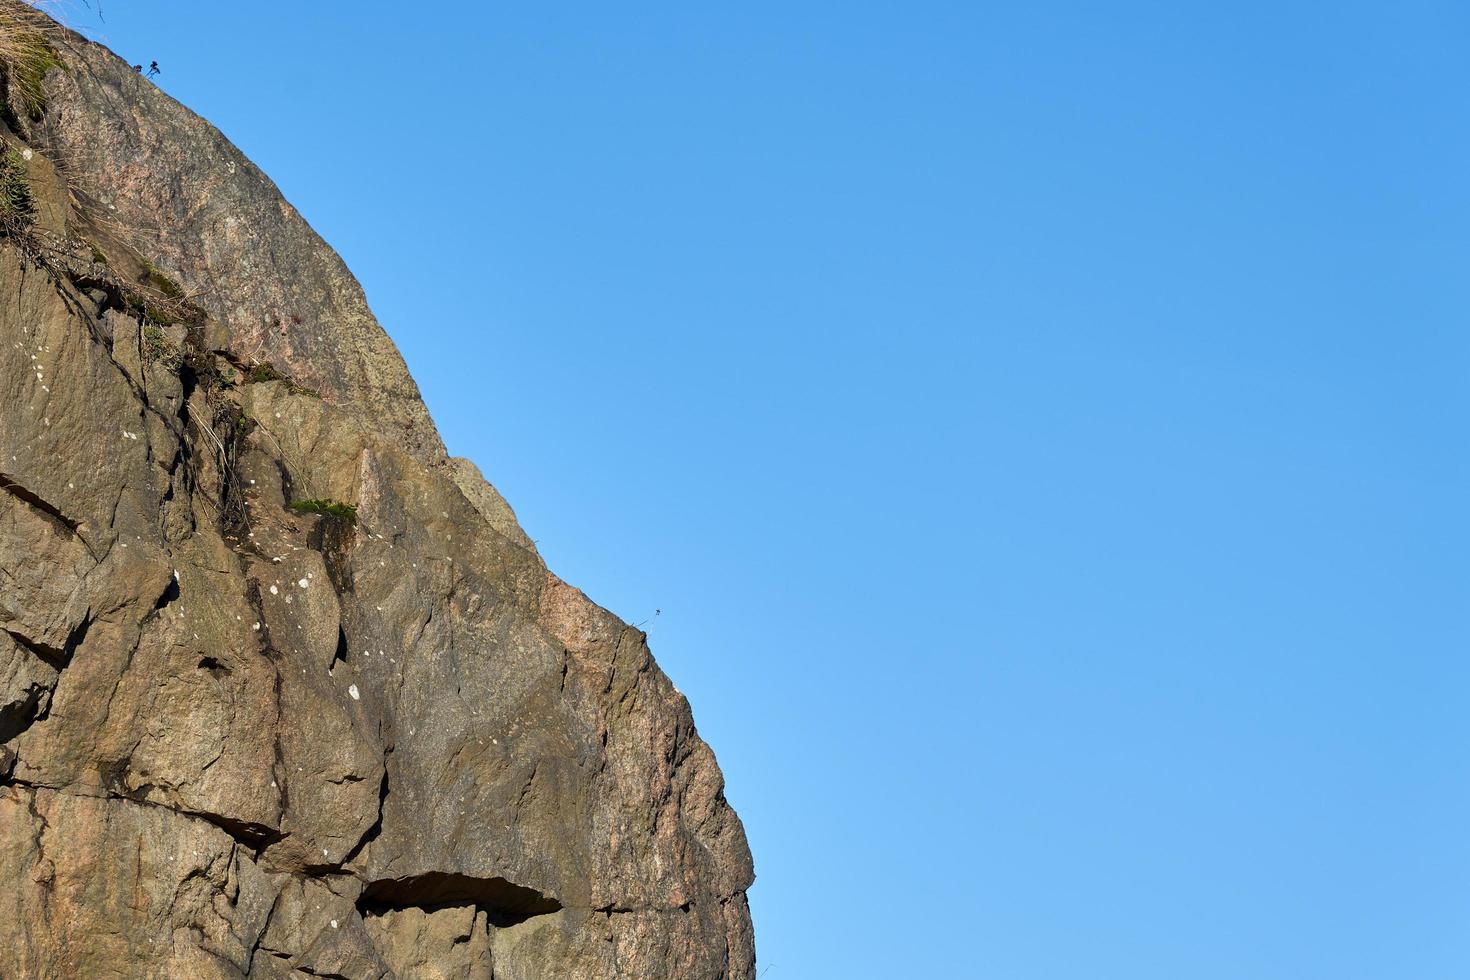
[[0, 5, 754, 977]]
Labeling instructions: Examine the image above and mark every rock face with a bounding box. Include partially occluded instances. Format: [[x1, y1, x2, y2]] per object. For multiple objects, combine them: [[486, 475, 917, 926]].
[[0, 5, 754, 977]]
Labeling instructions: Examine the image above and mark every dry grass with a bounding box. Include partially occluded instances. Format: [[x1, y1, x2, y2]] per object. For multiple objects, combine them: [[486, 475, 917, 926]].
[[0, 1, 62, 118]]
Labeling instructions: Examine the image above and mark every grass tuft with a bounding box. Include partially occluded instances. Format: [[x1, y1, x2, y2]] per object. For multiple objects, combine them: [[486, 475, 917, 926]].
[[0, 5, 63, 118]]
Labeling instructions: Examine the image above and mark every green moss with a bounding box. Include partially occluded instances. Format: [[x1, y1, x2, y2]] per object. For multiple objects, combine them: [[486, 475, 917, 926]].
[[141, 261, 185, 299], [247, 363, 286, 384], [128, 295, 181, 327], [289, 499, 358, 525], [246, 361, 320, 398]]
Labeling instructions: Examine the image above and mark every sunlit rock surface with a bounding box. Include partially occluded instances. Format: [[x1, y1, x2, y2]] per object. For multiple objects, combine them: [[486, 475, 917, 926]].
[[0, 4, 753, 976]]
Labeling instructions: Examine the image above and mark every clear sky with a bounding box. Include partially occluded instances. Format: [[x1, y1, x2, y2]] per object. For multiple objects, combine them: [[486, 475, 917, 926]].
[[58, 2, 1468, 977]]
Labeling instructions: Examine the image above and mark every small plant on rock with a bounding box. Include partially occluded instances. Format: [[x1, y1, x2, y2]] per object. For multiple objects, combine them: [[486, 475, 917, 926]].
[[248, 363, 286, 384], [290, 498, 358, 525], [0, 148, 34, 234], [141, 325, 181, 369], [246, 361, 320, 398], [128, 294, 181, 327]]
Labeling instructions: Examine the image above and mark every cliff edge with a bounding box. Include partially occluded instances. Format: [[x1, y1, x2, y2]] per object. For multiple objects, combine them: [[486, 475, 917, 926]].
[[0, 4, 754, 976]]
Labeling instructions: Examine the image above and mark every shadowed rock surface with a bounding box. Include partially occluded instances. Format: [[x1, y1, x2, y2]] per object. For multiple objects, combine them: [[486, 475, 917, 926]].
[[0, 4, 754, 976]]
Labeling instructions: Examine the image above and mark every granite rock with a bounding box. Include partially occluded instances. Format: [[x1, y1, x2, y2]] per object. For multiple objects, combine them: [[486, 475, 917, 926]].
[[0, 5, 753, 976]]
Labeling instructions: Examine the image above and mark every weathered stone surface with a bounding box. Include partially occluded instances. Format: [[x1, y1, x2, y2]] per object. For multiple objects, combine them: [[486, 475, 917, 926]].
[[0, 4, 753, 976], [364, 904, 495, 979]]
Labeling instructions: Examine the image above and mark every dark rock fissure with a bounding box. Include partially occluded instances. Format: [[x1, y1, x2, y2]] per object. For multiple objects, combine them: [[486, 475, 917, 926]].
[[0, 470, 97, 560], [330, 626, 348, 671], [244, 888, 283, 975], [596, 900, 695, 916], [194, 810, 284, 851], [115, 790, 284, 852], [308, 514, 356, 596], [331, 750, 388, 869], [5, 773, 285, 852], [0, 681, 49, 743], [5, 612, 90, 673], [150, 575, 180, 616], [107, 775, 284, 850], [356, 871, 561, 927], [0, 471, 83, 536]]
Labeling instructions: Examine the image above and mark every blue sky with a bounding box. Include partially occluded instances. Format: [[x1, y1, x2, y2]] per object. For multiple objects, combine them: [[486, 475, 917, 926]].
[[65, 2, 1469, 976]]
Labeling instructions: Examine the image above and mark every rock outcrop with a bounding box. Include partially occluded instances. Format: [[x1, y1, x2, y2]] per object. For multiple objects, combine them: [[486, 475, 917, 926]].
[[0, 4, 754, 976]]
